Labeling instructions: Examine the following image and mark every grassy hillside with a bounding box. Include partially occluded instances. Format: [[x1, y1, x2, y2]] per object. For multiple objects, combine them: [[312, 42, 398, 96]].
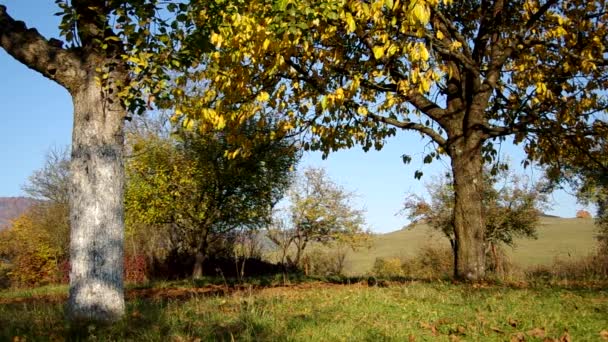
[[343, 217, 598, 275]]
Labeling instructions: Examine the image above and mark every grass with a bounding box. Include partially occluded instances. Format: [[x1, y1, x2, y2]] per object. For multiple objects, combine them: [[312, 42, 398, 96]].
[[343, 217, 598, 275], [1, 280, 607, 341]]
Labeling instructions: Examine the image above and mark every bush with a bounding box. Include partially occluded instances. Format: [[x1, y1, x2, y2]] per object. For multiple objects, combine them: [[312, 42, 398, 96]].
[[576, 210, 592, 218], [301, 248, 348, 277], [526, 252, 608, 281], [372, 257, 403, 278], [0, 261, 11, 289], [401, 245, 453, 280]]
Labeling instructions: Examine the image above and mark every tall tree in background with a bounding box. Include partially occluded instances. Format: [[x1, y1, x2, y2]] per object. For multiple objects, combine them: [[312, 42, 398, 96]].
[[0, 2, 207, 321], [403, 169, 548, 274], [186, 0, 607, 280]]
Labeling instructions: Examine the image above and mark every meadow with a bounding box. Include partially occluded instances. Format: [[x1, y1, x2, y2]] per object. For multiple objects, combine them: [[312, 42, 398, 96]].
[[1, 216, 606, 341], [1, 280, 607, 341], [343, 217, 598, 275]]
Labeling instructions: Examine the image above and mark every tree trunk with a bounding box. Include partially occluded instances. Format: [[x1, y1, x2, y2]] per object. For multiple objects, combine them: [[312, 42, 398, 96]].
[[67, 72, 126, 322], [450, 137, 486, 281], [193, 235, 209, 279], [192, 251, 206, 279]]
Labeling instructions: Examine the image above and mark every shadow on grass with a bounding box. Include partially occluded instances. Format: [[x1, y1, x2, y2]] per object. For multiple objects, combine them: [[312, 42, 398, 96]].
[[2, 274, 607, 340]]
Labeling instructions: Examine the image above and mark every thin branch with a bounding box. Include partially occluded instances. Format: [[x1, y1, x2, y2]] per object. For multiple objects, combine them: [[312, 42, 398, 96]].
[[365, 111, 447, 146]]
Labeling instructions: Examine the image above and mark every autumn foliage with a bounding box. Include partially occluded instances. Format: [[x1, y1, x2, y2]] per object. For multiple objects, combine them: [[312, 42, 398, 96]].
[[576, 210, 592, 219], [0, 207, 65, 287]]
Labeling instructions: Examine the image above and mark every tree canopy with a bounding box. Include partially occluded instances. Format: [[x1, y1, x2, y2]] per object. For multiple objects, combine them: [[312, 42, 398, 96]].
[[268, 167, 368, 269], [126, 114, 299, 278], [178, 0, 608, 280]]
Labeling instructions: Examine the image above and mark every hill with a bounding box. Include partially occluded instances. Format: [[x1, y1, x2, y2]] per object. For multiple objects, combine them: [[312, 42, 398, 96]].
[[343, 216, 598, 275], [0, 197, 37, 230]]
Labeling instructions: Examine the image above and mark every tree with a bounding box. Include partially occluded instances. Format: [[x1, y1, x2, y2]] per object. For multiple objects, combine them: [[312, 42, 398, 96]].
[[22, 147, 71, 255], [185, 0, 607, 280], [268, 167, 369, 270], [23, 147, 70, 206], [0, 2, 208, 321], [125, 116, 298, 278], [402, 168, 548, 274]]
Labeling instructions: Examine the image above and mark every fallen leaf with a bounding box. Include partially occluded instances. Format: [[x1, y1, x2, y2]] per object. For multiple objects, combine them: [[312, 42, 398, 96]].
[[491, 326, 505, 334], [449, 335, 461, 342], [527, 328, 546, 338], [600, 330, 608, 341], [419, 322, 438, 336], [510, 332, 526, 342], [559, 331, 571, 342], [509, 318, 519, 327], [408, 334, 416, 342]]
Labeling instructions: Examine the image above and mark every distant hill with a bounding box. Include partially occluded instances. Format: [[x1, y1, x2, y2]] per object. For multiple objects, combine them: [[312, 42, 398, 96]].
[[343, 216, 598, 275], [0, 197, 38, 230]]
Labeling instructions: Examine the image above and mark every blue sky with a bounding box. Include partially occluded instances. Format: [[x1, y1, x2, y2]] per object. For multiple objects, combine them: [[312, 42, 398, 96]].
[[0, 1, 589, 233]]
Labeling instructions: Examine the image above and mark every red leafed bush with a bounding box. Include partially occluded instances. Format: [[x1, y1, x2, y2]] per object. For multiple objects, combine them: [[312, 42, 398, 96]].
[[576, 210, 592, 219], [60, 254, 149, 284], [124, 254, 148, 283]]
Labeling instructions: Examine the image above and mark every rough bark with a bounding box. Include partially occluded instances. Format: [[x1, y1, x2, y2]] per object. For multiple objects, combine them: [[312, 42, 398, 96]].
[[1, 5, 127, 322], [67, 63, 126, 321], [450, 134, 486, 281]]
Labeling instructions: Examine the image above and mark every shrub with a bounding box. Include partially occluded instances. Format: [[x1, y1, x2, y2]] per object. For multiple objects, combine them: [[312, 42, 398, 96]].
[[526, 252, 608, 281], [576, 210, 592, 219], [0, 261, 11, 289], [401, 245, 453, 279], [372, 257, 403, 278], [301, 248, 348, 277]]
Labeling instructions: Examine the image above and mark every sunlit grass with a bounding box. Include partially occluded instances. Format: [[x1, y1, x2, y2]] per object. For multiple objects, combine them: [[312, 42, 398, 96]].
[[1, 280, 607, 341]]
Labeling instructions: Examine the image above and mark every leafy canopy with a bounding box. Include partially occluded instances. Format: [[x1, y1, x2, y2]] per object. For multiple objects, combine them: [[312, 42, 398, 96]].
[[175, 0, 607, 176]]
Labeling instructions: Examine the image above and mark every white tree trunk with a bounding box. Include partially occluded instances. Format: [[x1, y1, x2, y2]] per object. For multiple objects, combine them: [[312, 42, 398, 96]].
[[67, 76, 126, 322]]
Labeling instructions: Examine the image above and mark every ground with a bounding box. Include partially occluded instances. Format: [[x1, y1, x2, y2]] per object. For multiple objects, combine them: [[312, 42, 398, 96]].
[[1, 279, 607, 341]]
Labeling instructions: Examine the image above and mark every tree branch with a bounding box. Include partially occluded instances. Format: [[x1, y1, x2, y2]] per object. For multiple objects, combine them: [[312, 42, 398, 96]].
[[0, 5, 83, 91], [365, 111, 447, 147]]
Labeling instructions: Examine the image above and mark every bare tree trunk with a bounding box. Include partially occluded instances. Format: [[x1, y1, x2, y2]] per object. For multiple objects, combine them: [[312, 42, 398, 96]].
[[192, 236, 209, 279], [67, 72, 126, 322], [192, 251, 206, 279], [450, 137, 486, 281]]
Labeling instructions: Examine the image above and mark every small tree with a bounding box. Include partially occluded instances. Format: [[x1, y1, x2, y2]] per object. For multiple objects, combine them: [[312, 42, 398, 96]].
[[403, 168, 548, 275], [126, 116, 298, 279], [268, 167, 369, 271]]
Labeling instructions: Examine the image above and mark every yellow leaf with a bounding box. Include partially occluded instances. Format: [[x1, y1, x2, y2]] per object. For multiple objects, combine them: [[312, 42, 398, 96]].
[[451, 41, 462, 50], [256, 91, 270, 102], [436, 30, 444, 40], [412, 3, 430, 24], [419, 45, 430, 61], [345, 12, 356, 33], [372, 45, 385, 59], [210, 32, 223, 48], [357, 106, 368, 116], [262, 38, 270, 51]]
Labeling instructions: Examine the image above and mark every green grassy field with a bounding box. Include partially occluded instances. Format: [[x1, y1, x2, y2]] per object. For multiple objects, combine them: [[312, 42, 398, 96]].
[[343, 217, 598, 275], [1, 280, 607, 341]]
